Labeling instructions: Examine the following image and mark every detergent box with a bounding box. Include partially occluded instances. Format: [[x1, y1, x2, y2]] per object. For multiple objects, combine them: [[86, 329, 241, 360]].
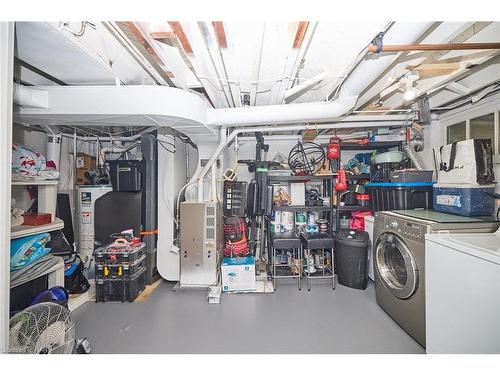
[[221, 256, 256, 292]]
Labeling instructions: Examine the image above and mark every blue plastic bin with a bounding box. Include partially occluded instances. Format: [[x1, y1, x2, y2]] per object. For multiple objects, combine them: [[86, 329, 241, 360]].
[[433, 184, 496, 216]]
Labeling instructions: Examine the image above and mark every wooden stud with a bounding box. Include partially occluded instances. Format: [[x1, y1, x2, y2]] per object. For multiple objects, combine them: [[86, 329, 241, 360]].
[[293, 22, 309, 49], [212, 21, 227, 48], [168, 22, 194, 54]]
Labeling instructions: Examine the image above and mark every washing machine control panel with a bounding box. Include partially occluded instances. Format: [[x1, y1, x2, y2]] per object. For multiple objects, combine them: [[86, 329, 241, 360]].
[[385, 218, 427, 241], [401, 222, 426, 241]]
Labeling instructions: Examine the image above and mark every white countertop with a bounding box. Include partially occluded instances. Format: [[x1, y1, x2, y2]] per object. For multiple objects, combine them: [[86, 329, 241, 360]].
[[426, 232, 500, 265]]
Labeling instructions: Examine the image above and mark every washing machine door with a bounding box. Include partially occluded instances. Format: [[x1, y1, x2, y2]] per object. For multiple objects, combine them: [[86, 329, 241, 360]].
[[375, 233, 418, 299]]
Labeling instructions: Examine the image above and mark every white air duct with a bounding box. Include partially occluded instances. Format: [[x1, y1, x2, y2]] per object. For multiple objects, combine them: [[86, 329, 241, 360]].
[[13, 83, 49, 109], [206, 22, 433, 128]]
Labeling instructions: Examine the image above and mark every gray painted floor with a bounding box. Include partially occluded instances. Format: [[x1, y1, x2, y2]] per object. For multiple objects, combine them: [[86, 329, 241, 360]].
[[73, 280, 424, 354]]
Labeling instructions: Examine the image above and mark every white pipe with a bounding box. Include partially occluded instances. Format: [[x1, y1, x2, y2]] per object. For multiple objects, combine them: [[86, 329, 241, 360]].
[[211, 165, 217, 202], [284, 71, 327, 103], [13, 83, 48, 109], [206, 22, 433, 128], [46, 133, 62, 170]]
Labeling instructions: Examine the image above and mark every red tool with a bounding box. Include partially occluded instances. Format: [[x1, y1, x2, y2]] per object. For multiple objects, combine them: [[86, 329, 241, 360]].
[[335, 169, 347, 191], [327, 137, 341, 160]]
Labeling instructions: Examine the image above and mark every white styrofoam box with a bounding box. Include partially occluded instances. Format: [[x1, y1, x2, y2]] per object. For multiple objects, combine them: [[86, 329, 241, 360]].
[[221, 256, 256, 292], [290, 182, 305, 206]]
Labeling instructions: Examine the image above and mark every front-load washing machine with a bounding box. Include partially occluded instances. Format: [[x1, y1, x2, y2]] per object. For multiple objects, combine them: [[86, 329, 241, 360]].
[[373, 210, 499, 348]]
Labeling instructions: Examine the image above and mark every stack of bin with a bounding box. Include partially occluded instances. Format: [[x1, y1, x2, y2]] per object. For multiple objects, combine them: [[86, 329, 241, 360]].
[[94, 242, 146, 302]]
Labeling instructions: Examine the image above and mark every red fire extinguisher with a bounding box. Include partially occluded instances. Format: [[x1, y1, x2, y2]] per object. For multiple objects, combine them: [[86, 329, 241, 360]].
[[327, 137, 341, 160]]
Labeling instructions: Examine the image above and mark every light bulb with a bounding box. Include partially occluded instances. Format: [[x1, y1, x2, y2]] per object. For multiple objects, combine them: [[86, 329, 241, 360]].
[[403, 89, 416, 101]]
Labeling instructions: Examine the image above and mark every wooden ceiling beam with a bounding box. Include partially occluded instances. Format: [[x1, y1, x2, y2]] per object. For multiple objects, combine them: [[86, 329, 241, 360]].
[[212, 21, 227, 49], [125, 22, 175, 80], [293, 21, 309, 49], [150, 31, 176, 40], [168, 22, 193, 54]]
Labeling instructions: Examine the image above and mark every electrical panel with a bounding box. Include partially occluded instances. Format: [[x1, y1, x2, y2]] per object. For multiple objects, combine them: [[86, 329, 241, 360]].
[[179, 202, 222, 287]]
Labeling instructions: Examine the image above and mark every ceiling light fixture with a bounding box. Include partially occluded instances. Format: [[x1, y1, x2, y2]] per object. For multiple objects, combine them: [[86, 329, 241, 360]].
[[402, 72, 419, 102]]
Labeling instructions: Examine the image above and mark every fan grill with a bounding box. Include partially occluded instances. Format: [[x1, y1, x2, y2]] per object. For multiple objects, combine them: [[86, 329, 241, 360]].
[[9, 302, 75, 354]]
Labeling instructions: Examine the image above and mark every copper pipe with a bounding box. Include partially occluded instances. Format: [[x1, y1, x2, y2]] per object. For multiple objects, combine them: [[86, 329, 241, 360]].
[[368, 42, 500, 53]]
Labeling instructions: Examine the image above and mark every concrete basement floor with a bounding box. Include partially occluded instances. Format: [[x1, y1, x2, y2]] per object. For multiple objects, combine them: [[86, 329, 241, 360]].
[[72, 280, 425, 354]]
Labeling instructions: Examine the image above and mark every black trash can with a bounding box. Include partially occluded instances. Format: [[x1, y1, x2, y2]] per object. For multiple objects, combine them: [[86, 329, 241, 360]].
[[335, 229, 369, 290]]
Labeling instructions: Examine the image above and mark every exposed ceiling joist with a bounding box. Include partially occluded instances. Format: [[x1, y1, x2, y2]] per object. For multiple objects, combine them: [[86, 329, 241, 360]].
[[212, 21, 227, 48], [429, 54, 500, 108], [293, 21, 309, 49], [445, 81, 471, 95], [356, 22, 474, 110], [271, 22, 317, 105], [118, 22, 175, 85], [168, 21, 193, 54], [393, 51, 500, 110]]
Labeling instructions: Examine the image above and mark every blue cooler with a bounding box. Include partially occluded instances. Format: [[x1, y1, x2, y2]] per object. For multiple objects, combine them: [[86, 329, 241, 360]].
[[433, 183, 496, 216]]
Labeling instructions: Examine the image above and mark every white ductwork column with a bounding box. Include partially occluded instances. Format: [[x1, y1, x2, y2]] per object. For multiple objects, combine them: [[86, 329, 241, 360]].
[[13, 83, 49, 109]]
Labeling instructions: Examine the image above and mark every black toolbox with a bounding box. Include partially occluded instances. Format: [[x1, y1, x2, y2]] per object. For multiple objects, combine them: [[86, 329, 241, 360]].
[[95, 267, 146, 302], [95, 255, 147, 279], [94, 242, 146, 264]]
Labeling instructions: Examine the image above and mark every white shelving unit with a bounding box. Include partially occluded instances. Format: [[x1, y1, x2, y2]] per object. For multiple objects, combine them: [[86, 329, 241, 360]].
[[10, 179, 65, 289], [11, 217, 64, 239], [12, 179, 58, 221]]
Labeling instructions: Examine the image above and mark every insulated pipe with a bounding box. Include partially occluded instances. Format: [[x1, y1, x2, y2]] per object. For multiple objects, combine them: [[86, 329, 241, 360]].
[[207, 22, 433, 127], [13, 83, 49, 109]]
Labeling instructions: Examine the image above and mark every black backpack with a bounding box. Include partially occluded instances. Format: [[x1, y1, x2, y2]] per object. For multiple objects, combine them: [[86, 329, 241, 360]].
[[64, 255, 90, 294]]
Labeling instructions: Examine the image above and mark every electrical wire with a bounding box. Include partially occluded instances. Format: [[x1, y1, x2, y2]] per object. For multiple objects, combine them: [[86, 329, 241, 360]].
[[157, 139, 176, 153]]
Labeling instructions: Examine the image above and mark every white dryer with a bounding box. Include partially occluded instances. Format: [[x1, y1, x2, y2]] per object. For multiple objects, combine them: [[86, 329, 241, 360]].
[[426, 232, 500, 353]]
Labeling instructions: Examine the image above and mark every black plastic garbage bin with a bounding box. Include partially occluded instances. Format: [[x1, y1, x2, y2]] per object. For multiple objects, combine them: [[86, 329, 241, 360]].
[[335, 229, 369, 290]]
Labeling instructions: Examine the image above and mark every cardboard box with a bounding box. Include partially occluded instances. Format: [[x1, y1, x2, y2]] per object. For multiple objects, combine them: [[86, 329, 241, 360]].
[[75, 153, 96, 185], [221, 256, 256, 292]]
